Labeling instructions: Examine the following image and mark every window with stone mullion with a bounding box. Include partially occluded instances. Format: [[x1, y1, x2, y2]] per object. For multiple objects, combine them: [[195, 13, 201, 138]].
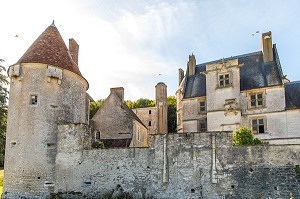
[[251, 118, 264, 133], [250, 93, 263, 108], [219, 74, 230, 87]]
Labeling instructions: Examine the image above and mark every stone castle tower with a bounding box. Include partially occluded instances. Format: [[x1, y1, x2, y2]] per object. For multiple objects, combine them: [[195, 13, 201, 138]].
[[3, 22, 89, 196], [155, 82, 168, 134]]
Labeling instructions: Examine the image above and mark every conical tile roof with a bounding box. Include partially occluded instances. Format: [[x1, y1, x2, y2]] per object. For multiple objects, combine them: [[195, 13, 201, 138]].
[[17, 23, 84, 78]]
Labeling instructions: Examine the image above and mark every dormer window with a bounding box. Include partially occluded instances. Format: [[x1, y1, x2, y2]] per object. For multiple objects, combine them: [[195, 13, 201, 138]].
[[218, 73, 230, 87]]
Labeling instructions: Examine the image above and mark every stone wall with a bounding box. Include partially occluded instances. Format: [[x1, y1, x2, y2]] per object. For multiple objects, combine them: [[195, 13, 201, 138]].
[[54, 130, 300, 199]]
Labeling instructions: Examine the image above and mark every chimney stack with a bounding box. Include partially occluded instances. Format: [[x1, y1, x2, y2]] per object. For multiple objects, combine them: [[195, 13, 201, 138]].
[[187, 54, 196, 76], [178, 68, 184, 86], [69, 38, 79, 65], [110, 87, 124, 102], [261, 31, 274, 63]]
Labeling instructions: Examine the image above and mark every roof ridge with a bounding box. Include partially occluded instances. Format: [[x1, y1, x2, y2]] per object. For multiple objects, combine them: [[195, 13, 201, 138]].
[[196, 51, 262, 67]]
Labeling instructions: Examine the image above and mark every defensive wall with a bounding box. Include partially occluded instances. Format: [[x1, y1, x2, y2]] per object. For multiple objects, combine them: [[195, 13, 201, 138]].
[[52, 124, 300, 199]]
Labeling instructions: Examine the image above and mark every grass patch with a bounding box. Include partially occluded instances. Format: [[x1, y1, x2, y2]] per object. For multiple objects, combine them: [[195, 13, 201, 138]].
[[0, 169, 4, 196]]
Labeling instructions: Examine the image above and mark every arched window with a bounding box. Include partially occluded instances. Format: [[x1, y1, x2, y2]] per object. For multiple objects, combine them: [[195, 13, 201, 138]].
[[95, 131, 100, 141]]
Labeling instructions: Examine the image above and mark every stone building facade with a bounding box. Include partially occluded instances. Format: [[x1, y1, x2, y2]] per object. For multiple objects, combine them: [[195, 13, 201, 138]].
[[132, 82, 168, 135], [91, 87, 149, 147], [177, 31, 300, 144]]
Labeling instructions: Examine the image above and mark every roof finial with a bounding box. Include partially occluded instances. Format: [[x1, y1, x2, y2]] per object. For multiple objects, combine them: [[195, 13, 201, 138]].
[[51, 20, 56, 27]]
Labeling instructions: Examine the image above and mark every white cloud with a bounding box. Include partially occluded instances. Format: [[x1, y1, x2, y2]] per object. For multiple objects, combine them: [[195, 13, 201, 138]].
[[1, 0, 300, 100]]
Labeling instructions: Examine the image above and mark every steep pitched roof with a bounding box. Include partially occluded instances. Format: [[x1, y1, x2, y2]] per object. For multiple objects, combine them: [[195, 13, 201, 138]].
[[285, 81, 300, 109], [183, 46, 283, 99], [17, 23, 84, 78]]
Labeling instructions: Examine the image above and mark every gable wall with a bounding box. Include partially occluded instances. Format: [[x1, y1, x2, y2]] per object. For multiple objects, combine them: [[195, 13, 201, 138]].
[[91, 94, 133, 139]]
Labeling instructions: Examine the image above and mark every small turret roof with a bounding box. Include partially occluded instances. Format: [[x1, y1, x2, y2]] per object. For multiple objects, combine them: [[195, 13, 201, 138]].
[[17, 22, 84, 78]]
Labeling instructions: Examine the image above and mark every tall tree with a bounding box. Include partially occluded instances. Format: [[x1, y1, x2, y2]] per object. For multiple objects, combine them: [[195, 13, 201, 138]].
[[167, 96, 177, 133], [0, 59, 8, 166]]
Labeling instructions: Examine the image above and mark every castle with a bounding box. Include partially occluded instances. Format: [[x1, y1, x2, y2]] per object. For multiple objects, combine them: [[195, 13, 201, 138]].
[[3, 23, 300, 199], [177, 31, 300, 144]]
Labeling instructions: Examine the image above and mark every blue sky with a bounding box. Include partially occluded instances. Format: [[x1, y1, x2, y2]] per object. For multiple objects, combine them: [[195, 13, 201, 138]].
[[1, 0, 300, 100]]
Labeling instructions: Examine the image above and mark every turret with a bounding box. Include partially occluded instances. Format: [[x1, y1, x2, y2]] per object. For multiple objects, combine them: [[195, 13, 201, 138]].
[[156, 82, 168, 134], [3, 22, 89, 198]]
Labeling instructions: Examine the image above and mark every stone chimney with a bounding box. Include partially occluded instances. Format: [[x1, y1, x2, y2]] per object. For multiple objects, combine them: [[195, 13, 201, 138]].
[[155, 82, 168, 134], [110, 87, 124, 102], [261, 31, 274, 63], [178, 68, 184, 86], [69, 38, 79, 65], [187, 54, 196, 76]]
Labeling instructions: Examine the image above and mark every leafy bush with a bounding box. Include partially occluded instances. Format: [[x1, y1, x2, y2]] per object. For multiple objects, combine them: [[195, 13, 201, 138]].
[[92, 141, 105, 149], [233, 127, 262, 146], [295, 165, 300, 175]]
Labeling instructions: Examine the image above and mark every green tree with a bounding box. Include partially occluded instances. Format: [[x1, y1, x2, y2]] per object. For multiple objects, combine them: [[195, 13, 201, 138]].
[[167, 96, 177, 133], [0, 59, 8, 166], [233, 127, 262, 146], [131, 98, 155, 109], [89, 99, 105, 119]]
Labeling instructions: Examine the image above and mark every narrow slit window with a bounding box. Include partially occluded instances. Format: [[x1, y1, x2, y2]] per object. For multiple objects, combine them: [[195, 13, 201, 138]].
[[30, 95, 38, 105], [199, 121, 206, 131], [148, 121, 151, 126], [149, 110, 151, 114], [199, 101, 205, 112]]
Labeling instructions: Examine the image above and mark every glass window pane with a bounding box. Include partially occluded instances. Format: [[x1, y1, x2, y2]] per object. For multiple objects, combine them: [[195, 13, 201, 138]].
[[225, 79, 229, 85], [251, 102, 256, 107], [225, 74, 229, 79], [252, 120, 257, 125], [258, 100, 263, 106], [219, 75, 224, 79], [220, 81, 224, 86], [252, 126, 257, 131], [259, 119, 264, 124], [200, 102, 205, 106], [250, 95, 256, 100], [258, 94, 263, 99]]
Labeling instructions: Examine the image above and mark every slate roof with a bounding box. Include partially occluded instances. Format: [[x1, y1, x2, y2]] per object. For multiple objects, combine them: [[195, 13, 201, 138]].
[[101, 139, 132, 148], [285, 81, 300, 109], [16, 22, 85, 79], [183, 45, 283, 99]]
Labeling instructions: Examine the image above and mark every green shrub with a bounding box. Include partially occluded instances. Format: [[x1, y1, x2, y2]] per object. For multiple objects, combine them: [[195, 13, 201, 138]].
[[92, 141, 105, 149], [295, 165, 300, 175], [233, 127, 262, 146]]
